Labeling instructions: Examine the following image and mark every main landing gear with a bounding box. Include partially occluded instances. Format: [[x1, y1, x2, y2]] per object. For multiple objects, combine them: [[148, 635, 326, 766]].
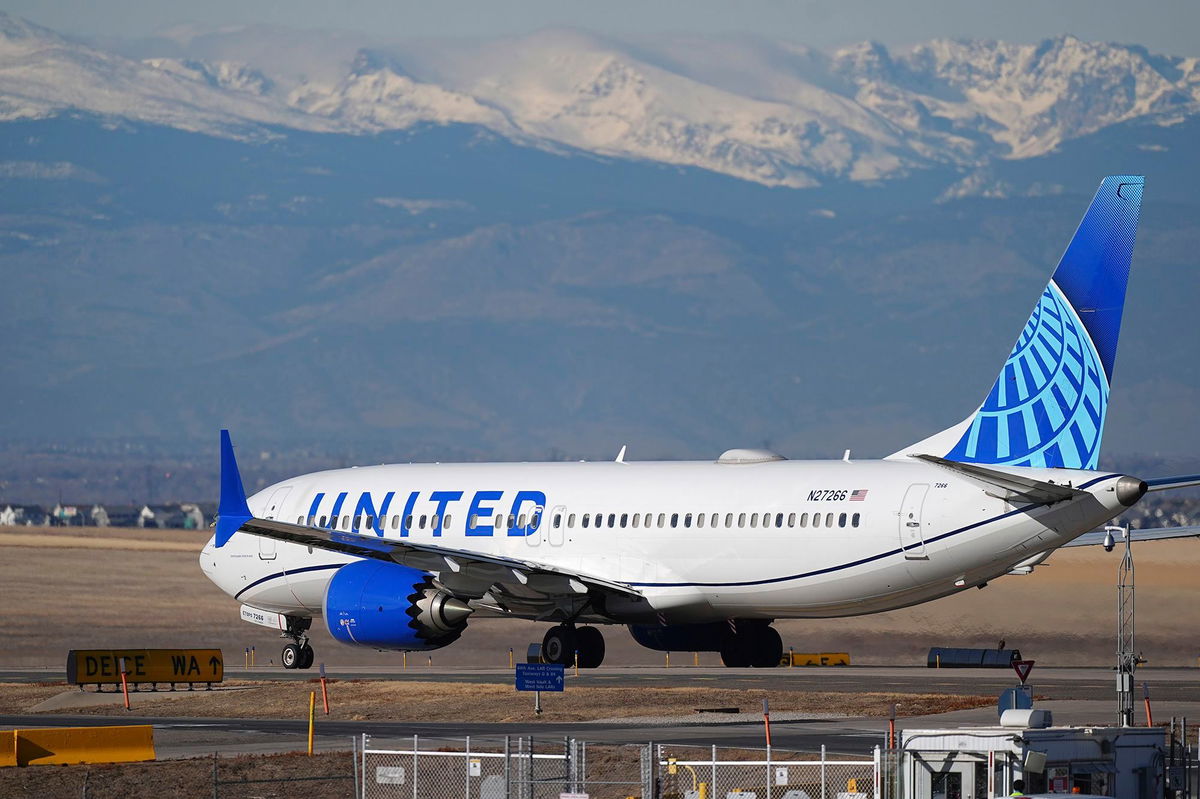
[[281, 616, 315, 670], [720, 622, 783, 668], [542, 624, 606, 668]]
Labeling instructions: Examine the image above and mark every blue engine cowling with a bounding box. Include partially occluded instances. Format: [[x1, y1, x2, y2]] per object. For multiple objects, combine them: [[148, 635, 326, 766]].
[[324, 560, 471, 651]]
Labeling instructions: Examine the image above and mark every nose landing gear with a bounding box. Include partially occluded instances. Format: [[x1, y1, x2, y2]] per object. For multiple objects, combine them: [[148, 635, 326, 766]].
[[280, 616, 315, 669]]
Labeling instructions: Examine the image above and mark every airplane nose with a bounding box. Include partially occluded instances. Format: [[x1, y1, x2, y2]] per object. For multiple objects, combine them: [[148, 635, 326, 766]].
[[1115, 475, 1148, 507]]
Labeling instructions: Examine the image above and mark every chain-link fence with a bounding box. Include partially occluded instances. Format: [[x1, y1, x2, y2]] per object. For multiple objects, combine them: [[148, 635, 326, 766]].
[[359, 735, 884, 799]]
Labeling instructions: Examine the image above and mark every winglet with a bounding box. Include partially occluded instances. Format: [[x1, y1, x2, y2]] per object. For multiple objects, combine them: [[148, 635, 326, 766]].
[[215, 429, 252, 548]]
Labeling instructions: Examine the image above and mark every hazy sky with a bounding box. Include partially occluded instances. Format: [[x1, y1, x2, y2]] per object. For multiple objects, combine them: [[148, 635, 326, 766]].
[[3, 0, 1199, 54]]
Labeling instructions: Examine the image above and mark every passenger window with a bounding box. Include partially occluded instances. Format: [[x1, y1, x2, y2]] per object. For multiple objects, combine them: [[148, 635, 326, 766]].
[[738, 513, 746, 528], [725, 513, 733, 527], [671, 513, 679, 528], [852, 513, 861, 528], [632, 514, 640, 528], [684, 513, 692, 528], [750, 513, 758, 528], [470, 514, 479, 528], [620, 513, 628, 528], [710, 513, 718, 528], [812, 513, 821, 528], [319, 515, 327, 527], [518, 514, 526, 529], [608, 513, 616, 528], [508, 514, 516, 529], [658, 513, 666, 528], [419, 515, 427, 529], [826, 512, 835, 527], [366, 515, 375, 529], [838, 512, 847, 527], [494, 515, 503, 530], [406, 515, 414, 530], [391, 515, 400, 530], [298, 516, 305, 525], [568, 513, 576, 527], [431, 514, 440, 530], [788, 513, 796, 527], [342, 515, 350, 529], [775, 513, 783, 528], [696, 513, 705, 529], [553, 514, 562, 529], [582, 514, 590, 528]]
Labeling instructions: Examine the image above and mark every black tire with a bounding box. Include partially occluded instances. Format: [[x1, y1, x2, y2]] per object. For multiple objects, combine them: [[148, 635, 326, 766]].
[[282, 644, 300, 669], [720, 635, 751, 668], [298, 645, 315, 670], [750, 626, 783, 668], [576, 626, 606, 669], [541, 625, 577, 665]]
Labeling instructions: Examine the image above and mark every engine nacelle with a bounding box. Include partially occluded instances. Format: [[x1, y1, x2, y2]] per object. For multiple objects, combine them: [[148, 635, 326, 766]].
[[324, 560, 471, 651]]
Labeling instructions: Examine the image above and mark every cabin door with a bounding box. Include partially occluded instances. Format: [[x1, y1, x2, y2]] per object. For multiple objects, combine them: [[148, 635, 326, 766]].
[[258, 485, 291, 561], [899, 483, 929, 560]]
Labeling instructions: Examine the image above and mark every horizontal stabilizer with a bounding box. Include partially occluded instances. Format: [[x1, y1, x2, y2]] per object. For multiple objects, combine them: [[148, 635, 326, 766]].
[[1145, 474, 1200, 492], [913, 454, 1085, 504], [1063, 525, 1200, 547]]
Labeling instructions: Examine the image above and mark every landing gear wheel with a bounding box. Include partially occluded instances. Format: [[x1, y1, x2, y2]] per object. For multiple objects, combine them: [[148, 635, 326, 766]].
[[720, 636, 750, 668], [750, 626, 783, 668], [298, 644, 315, 670], [575, 626, 606, 669], [282, 643, 300, 669], [541, 625, 577, 665]]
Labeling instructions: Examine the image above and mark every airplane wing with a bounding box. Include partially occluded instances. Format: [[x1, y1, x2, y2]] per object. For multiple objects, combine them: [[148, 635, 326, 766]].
[[912, 454, 1085, 503], [214, 431, 644, 621], [1063, 525, 1200, 547]]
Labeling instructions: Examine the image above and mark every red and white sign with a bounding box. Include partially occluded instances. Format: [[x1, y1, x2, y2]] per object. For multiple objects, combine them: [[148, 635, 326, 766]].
[[1012, 659, 1035, 683]]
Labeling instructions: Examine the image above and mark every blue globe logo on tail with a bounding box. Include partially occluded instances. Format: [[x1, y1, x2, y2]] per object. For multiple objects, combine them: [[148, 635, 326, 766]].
[[939, 176, 1143, 471], [946, 281, 1107, 469]]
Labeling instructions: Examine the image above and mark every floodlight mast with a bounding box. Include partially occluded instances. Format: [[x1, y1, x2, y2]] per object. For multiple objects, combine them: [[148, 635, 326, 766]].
[[1114, 524, 1141, 727]]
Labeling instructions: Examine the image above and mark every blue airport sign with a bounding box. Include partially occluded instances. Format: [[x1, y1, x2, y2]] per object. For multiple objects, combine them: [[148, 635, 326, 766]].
[[515, 663, 564, 692]]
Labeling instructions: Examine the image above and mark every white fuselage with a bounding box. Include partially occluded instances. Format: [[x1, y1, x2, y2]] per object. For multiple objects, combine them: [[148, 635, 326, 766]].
[[201, 456, 1130, 625]]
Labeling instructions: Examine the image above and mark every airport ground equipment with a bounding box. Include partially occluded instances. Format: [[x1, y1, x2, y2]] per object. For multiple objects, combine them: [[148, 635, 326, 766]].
[[781, 651, 850, 666], [926, 647, 1022, 668], [66, 648, 223, 689]]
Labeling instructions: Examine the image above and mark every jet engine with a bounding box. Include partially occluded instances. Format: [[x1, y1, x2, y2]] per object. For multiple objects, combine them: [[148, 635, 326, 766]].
[[324, 560, 471, 651]]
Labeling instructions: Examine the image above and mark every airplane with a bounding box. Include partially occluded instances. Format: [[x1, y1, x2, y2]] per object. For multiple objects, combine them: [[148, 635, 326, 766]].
[[201, 175, 1200, 669]]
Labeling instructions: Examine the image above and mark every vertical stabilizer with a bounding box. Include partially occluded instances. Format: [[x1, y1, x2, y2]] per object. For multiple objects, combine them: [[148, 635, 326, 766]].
[[890, 176, 1143, 469]]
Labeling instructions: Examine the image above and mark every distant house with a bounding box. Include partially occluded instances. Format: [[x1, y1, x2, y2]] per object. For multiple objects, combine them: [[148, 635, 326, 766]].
[[0, 505, 15, 526]]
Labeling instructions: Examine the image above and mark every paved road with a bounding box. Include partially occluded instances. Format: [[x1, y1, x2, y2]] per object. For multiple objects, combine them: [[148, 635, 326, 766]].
[[7, 664, 1200, 700]]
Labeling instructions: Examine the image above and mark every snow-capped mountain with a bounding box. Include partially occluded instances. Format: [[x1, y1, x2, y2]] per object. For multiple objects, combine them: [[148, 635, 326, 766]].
[[1, 12, 1198, 187]]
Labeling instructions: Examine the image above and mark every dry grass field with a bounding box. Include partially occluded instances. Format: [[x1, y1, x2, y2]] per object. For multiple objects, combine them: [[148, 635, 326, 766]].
[[1, 525, 1197, 668], [0, 679, 993, 722]]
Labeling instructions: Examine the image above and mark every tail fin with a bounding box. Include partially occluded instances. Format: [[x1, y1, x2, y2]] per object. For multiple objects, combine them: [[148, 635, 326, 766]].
[[890, 176, 1144, 469]]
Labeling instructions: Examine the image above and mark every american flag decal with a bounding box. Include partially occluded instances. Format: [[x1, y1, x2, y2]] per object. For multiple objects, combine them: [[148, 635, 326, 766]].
[[850, 489, 868, 501]]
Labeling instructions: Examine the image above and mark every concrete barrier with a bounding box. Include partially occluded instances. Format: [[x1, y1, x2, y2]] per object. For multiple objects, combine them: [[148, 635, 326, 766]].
[[6, 725, 154, 766], [782, 652, 851, 666], [0, 730, 15, 768]]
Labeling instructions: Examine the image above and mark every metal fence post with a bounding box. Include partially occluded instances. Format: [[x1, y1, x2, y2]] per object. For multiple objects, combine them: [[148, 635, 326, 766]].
[[466, 735, 472, 799], [712, 744, 718, 796], [412, 734, 419, 799], [874, 745, 881, 799], [821, 744, 827, 799], [643, 742, 655, 799], [361, 734, 369, 799], [352, 735, 358, 799]]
